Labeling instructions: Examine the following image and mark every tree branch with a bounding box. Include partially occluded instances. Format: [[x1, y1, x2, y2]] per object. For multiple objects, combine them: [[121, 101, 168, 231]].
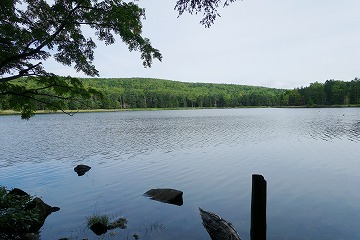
[[0, 62, 42, 83], [4, 90, 78, 116], [0, 2, 83, 74], [22, 39, 38, 54], [21, 92, 74, 101], [175, 0, 237, 27]]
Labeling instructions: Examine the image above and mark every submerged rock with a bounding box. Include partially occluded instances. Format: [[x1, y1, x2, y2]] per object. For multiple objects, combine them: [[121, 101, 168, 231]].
[[144, 188, 183, 206], [90, 222, 108, 235], [26, 197, 60, 214], [88, 216, 127, 235], [107, 217, 128, 230], [199, 208, 241, 240], [74, 164, 91, 176], [25, 197, 60, 233]]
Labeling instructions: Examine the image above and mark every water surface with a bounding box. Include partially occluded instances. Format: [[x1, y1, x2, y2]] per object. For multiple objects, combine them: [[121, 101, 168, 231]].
[[1, 108, 360, 239]]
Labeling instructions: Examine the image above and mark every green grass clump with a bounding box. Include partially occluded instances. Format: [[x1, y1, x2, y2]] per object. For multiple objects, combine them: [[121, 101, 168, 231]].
[[86, 214, 110, 227]]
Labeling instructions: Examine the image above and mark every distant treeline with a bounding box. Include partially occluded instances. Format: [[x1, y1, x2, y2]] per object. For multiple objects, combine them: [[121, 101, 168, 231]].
[[78, 77, 360, 109], [283, 78, 360, 106], [1, 77, 360, 111], [76, 78, 285, 109]]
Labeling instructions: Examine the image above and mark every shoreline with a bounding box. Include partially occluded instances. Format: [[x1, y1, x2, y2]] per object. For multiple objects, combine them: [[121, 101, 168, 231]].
[[0, 108, 181, 117], [1, 105, 359, 117]]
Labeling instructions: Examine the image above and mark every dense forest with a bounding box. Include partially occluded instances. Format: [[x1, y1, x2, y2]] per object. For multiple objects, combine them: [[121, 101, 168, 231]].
[[283, 78, 360, 106], [78, 78, 285, 109], [1, 77, 360, 112]]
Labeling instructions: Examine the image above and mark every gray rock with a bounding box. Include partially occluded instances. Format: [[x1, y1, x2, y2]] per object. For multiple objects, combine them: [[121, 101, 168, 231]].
[[74, 164, 91, 176], [144, 188, 183, 206]]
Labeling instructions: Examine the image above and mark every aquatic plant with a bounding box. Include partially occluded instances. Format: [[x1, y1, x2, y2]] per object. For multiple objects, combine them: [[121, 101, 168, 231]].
[[86, 214, 110, 228]]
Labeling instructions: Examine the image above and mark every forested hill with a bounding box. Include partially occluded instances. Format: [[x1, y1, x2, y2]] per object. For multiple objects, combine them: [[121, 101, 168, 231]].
[[77, 77, 360, 109], [2, 77, 360, 113], [78, 78, 285, 109]]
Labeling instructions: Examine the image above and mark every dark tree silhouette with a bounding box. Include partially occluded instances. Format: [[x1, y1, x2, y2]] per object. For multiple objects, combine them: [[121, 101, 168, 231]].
[[175, 0, 237, 27]]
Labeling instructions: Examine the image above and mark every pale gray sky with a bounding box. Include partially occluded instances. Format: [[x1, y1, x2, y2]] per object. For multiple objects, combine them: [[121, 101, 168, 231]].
[[43, 0, 360, 89]]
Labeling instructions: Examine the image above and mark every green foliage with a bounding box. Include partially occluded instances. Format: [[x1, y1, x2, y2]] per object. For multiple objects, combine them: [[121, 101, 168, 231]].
[[0, 0, 162, 119], [86, 214, 110, 228], [282, 78, 360, 107], [0, 75, 102, 119], [0, 187, 40, 239], [175, 0, 237, 27], [3, 77, 360, 114], [0, 0, 161, 81], [0, 0, 238, 118], [78, 78, 286, 109], [1, 77, 287, 112]]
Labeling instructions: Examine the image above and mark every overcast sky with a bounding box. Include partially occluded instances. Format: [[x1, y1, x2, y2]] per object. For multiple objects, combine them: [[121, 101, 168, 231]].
[[44, 0, 360, 89]]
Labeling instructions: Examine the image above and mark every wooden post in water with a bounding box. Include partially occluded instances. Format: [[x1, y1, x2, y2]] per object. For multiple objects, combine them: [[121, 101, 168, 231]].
[[251, 174, 267, 240]]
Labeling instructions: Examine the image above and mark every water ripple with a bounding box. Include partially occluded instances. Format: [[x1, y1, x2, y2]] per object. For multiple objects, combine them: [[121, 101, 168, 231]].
[[1, 109, 360, 240]]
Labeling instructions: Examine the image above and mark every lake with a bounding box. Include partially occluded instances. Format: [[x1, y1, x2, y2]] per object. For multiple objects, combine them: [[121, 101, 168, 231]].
[[1, 108, 360, 240]]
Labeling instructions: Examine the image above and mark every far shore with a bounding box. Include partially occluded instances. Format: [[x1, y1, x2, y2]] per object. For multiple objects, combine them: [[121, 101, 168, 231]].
[[1, 105, 360, 117], [0, 108, 184, 117]]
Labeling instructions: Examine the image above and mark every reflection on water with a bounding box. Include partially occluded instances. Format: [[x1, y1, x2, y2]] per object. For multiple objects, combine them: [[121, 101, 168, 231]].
[[1, 108, 360, 239]]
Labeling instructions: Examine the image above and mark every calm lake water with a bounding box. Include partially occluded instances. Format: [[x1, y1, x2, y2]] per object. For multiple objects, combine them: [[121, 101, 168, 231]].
[[1, 108, 360, 240]]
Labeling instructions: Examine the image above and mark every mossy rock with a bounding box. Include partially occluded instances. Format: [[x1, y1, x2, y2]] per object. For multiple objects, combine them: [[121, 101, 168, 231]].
[[0, 187, 59, 239]]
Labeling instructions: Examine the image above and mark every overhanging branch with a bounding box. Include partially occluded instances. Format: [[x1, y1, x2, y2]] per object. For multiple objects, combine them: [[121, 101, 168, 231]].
[[0, 2, 83, 73], [3, 90, 78, 116], [0, 62, 42, 83]]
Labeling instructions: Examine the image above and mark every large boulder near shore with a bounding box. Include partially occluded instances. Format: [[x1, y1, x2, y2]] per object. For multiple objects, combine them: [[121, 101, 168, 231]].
[[8, 187, 30, 197], [26, 197, 60, 216], [74, 164, 91, 176], [144, 188, 183, 206], [0, 187, 60, 239]]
